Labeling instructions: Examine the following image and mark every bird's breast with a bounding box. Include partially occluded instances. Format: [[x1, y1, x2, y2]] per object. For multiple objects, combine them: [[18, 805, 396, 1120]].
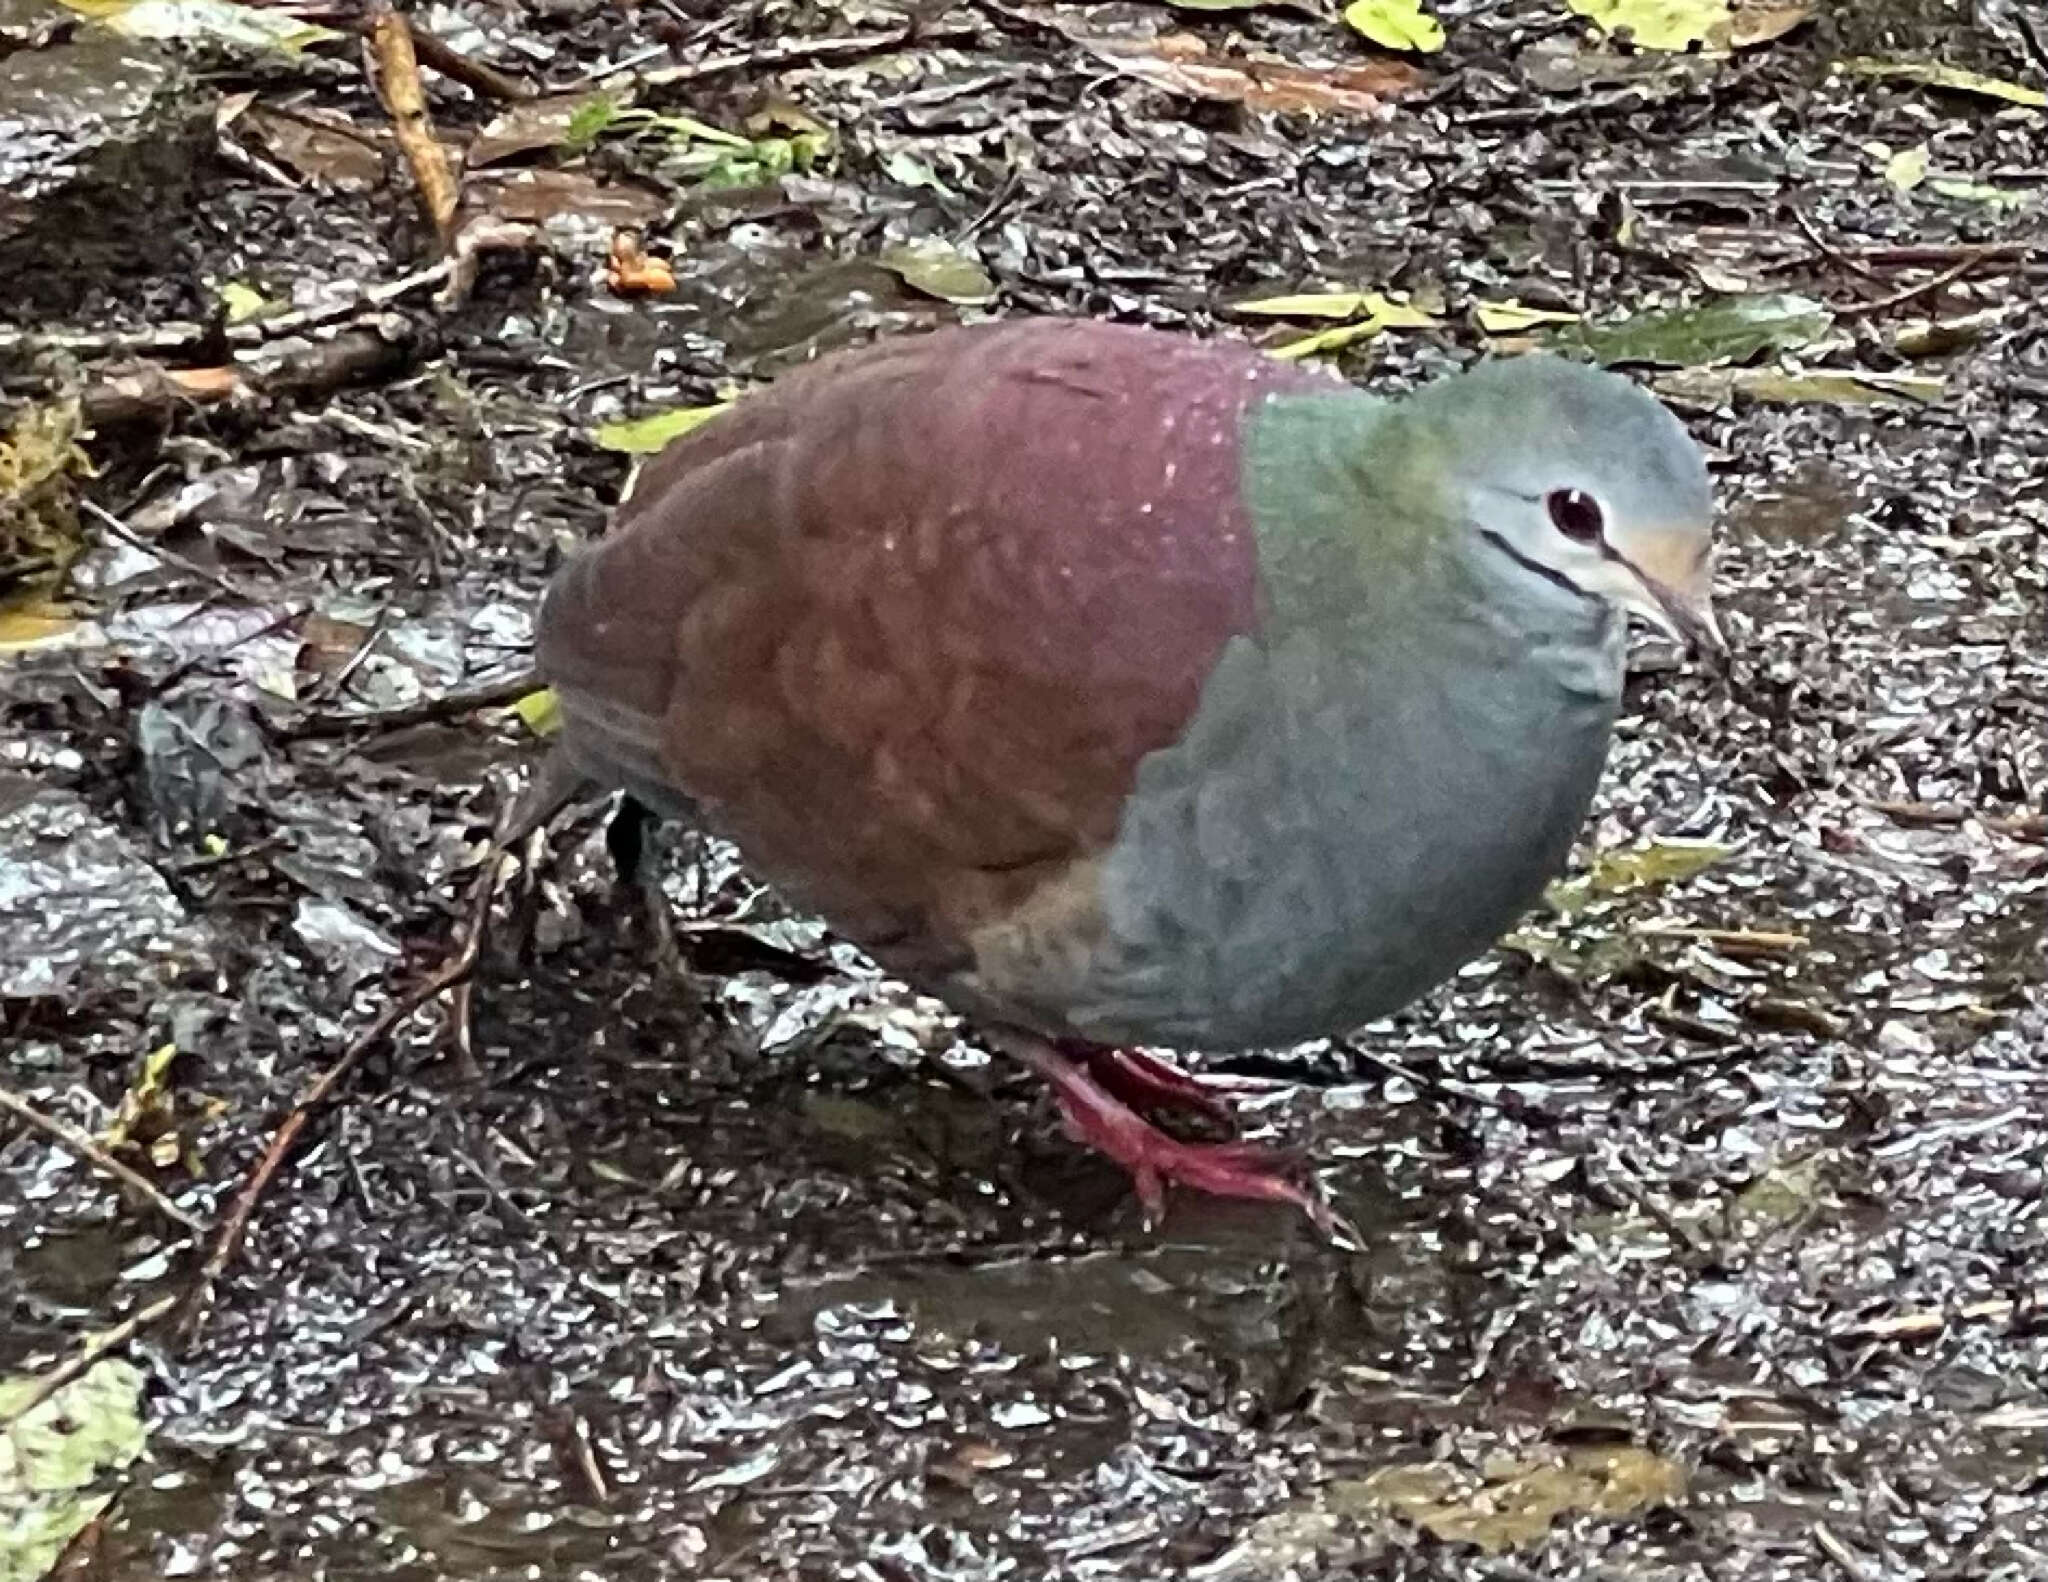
[[1043, 612, 1624, 1050]]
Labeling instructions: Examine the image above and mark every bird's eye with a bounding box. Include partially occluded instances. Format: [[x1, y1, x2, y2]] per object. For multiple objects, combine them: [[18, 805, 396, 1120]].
[[1546, 488, 1605, 544]]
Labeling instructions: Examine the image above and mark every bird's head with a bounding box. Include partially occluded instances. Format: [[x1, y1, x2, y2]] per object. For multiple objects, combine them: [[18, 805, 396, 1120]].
[[1408, 355, 1722, 656]]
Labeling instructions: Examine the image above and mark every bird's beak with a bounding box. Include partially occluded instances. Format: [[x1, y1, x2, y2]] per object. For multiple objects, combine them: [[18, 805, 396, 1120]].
[[1614, 528, 1724, 659]]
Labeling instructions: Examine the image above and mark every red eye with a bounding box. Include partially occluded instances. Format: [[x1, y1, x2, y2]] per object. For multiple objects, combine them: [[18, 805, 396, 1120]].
[[1547, 488, 1604, 543]]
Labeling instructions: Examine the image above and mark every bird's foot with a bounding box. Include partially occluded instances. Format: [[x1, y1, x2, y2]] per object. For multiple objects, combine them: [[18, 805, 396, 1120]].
[[1073, 1044, 1240, 1128], [1001, 1036, 1336, 1235]]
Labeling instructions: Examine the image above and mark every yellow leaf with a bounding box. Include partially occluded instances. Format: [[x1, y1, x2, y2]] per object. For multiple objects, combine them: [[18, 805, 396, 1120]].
[[1837, 57, 2047, 108], [1475, 299, 1583, 333], [512, 687, 561, 737], [0, 594, 80, 649], [217, 281, 270, 323], [1341, 0, 1445, 54], [1568, 0, 1732, 52], [1236, 290, 1379, 319], [1883, 144, 1928, 191], [591, 402, 733, 454], [1270, 321, 1386, 361]]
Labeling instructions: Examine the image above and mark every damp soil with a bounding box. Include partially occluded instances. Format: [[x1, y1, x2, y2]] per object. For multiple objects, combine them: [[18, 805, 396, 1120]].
[[3, 0, 2047, 1577]]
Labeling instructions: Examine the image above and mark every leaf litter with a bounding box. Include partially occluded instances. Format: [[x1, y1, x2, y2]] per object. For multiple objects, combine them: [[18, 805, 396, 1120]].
[[3, 0, 2048, 1577]]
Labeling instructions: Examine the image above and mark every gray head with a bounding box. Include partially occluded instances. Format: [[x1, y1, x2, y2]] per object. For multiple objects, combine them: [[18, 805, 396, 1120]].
[[1403, 355, 1721, 653]]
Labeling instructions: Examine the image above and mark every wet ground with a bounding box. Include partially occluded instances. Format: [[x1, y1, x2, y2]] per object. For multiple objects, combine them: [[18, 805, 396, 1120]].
[[3, 0, 2047, 1576]]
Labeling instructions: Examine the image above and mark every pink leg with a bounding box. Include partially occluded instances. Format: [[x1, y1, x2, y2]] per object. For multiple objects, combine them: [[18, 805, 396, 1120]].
[[998, 1035, 1336, 1235], [1079, 1045, 1239, 1128]]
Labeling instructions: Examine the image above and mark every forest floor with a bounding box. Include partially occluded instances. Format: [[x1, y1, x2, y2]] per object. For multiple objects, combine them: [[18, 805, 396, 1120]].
[[2, 0, 2046, 1576]]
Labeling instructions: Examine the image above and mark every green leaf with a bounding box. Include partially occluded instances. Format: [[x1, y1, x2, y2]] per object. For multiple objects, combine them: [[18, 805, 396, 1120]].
[[1555, 293, 1833, 367], [877, 240, 997, 305], [1546, 839, 1736, 919], [1928, 178, 2031, 210], [218, 281, 270, 324], [1236, 290, 1380, 319], [1654, 366, 1946, 408], [1341, 0, 1445, 54], [561, 94, 625, 153], [1882, 143, 1929, 191], [1837, 56, 2048, 108], [591, 402, 734, 454], [0, 1358, 148, 1582], [510, 688, 560, 738], [1567, 0, 1732, 52]]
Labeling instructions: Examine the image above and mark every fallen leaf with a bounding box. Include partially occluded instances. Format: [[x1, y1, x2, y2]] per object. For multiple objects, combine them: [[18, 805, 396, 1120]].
[[1556, 292, 1833, 366], [1332, 1445, 1685, 1554], [470, 168, 667, 228], [1251, 291, 1441, 359], [607, 231, 676, 295], [0, 592, 81, 650], [1475, 299, 1583, 333], [1653, 366, 1945, 407], [1341, 0, 1445, 54], [511, 687, 561, 737], [1066, 25, 1423, 116], [470, 92, 619, 167], [1547, 838, 1736, 917], [0, 1358, 150, 1582], [235, 104, 386, 191], [218, 281, 271, 323], [1883, 143, 1928, 191], [1837, 57, 2048, 109], [877, 239, 997, 305], [60, 0, 337, 52], [1727, 1, 1811, 47], [1928, 178, 2030, 210], [1568, 0, 1732, 53], [592, 403, 734, 454]]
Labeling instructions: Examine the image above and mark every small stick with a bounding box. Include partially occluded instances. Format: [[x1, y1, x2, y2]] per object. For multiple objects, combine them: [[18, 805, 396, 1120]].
[[0, 1293, 181, 1429], [352, 14, 532, 102], [619, 23, 980, 90], [1814, 1524, 1876, 1581], [0, 1087, 202, 1233], [1833, 256, 1980, 319], [182, 850, 506, 1329], [367, 3, 461, 249], [1787, 207, 1886, 282], [1633, 923, 1809, 954], [285, 669, 542, 738]]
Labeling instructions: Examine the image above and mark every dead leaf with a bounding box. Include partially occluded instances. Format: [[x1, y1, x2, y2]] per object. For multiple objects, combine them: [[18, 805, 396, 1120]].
[[608, 230, 676, 295], [470, 168, 667, 228], [236, 104, 385, 191], [1475, 299, 1583, 333], [1066, 25, 1423, 116], [469, 92, 617, 167], [1333, 1445, 1685, 1554]]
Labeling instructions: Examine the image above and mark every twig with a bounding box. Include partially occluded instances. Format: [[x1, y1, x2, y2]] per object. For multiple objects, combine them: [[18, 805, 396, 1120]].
[[2010, 4, 2048, 85], [624, 24, 981, 90], [0, 1086, 202, 1233], [1837, 241, 2039, 267], [352, 13, 532, 101], [182, 850, 507, 1332], [367, 3, 461, 249], [1787, 207, 1885, 282], [1814, 1523, 1876, 1581], [1833, 1296, 2023, 1342], [1833, 256, 1980, 319], [1632, 923, 1809, 955], [285, 669, 542, 739], [0, 261, 453, 361], [77, 497, 263, 604], [80, 319, 418, 427], [0, 1293, 181, 1429]]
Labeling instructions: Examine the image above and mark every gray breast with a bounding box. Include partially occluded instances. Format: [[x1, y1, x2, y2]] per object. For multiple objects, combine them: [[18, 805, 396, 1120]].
[[1065, 600, 1624, 1051]]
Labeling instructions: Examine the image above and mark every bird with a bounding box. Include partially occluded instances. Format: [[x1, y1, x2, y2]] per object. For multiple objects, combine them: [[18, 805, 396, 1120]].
[[525, 317, 1720, 1229]]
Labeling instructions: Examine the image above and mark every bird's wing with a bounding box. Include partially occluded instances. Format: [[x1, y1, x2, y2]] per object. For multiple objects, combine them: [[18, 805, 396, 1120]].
[[537, 319, 1338, 967]]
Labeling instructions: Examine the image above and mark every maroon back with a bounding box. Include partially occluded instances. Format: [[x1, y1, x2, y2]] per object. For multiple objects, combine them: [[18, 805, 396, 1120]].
[[538, 318, 1337, 967]]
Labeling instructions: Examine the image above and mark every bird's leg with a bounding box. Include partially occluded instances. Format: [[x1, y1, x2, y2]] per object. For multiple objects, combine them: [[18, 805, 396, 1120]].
[[995, 1033, 1334, 1234], [606, 795, 704, 1014]]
